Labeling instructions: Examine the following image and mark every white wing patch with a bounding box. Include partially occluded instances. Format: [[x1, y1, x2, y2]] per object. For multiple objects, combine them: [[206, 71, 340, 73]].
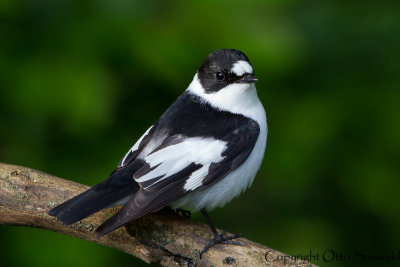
[[184, 166, 210, 191], [134, 136, 227, 191], [119, 126, 153, 166], [231, 60, 253, 76]]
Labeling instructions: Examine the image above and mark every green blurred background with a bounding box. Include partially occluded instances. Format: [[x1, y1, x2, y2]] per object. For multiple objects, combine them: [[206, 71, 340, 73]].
[[1, 0, 399, 266]]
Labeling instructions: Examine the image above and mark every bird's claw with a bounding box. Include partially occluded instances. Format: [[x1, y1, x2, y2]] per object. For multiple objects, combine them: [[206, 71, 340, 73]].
[[200, 231, 243, 258]]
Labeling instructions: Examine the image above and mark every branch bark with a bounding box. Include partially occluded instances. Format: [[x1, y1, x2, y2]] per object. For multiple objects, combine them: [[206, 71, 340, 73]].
[[0, 162, 315, 267]]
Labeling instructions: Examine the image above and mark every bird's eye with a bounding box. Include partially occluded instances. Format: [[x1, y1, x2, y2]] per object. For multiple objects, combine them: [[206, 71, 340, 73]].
[[216, 72, 224, 80]]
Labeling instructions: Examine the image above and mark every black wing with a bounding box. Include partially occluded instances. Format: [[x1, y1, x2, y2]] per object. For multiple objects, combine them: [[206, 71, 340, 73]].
[[94, 118, 259, 237], [202, 119, 260, 186]]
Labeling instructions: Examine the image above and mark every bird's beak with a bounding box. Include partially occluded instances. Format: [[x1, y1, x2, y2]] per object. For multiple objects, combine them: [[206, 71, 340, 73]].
[[235, 74, 258, 84]]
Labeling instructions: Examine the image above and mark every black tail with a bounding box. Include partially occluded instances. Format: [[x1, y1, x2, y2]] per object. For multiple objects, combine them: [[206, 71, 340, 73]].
[[48, 162, 141, 225]]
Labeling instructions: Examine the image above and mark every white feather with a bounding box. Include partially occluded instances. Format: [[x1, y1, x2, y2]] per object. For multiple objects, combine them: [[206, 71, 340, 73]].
[[134, 137, 227, 190], [231, 60, 253, 76]]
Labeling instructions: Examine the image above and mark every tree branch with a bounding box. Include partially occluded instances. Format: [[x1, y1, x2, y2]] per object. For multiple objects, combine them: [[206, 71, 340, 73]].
[[0, 162, 315, 266]]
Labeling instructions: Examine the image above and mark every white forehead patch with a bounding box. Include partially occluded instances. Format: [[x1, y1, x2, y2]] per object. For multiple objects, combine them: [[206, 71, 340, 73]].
[[231, 60, 253, 76]]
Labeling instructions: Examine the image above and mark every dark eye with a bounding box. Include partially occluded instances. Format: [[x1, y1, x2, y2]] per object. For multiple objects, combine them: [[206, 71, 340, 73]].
[[216, 72, 224, 80]]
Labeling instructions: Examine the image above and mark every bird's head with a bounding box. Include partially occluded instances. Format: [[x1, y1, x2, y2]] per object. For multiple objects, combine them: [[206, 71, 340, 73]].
[[187, 49, 261, 116], [197, 49, 258, 94]]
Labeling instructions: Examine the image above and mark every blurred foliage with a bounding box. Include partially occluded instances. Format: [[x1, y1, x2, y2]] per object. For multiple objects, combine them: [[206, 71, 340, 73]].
[[0, 0, 399, 266]]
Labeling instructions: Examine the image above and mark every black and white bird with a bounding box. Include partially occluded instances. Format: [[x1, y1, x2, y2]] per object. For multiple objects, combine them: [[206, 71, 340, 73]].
[[49, 49, 267, 255]]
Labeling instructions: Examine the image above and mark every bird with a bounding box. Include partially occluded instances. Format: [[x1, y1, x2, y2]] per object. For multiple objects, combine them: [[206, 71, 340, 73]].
[[48, 48, 267, 255]]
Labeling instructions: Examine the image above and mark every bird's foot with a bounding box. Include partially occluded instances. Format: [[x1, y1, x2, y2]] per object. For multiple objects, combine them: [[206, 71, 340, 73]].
[[175, 208, 192, 218], [200, 229, 243, 258]]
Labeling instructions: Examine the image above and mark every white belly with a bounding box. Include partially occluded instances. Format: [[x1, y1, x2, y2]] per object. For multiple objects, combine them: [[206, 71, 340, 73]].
[[171, 117, 267, 212]]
